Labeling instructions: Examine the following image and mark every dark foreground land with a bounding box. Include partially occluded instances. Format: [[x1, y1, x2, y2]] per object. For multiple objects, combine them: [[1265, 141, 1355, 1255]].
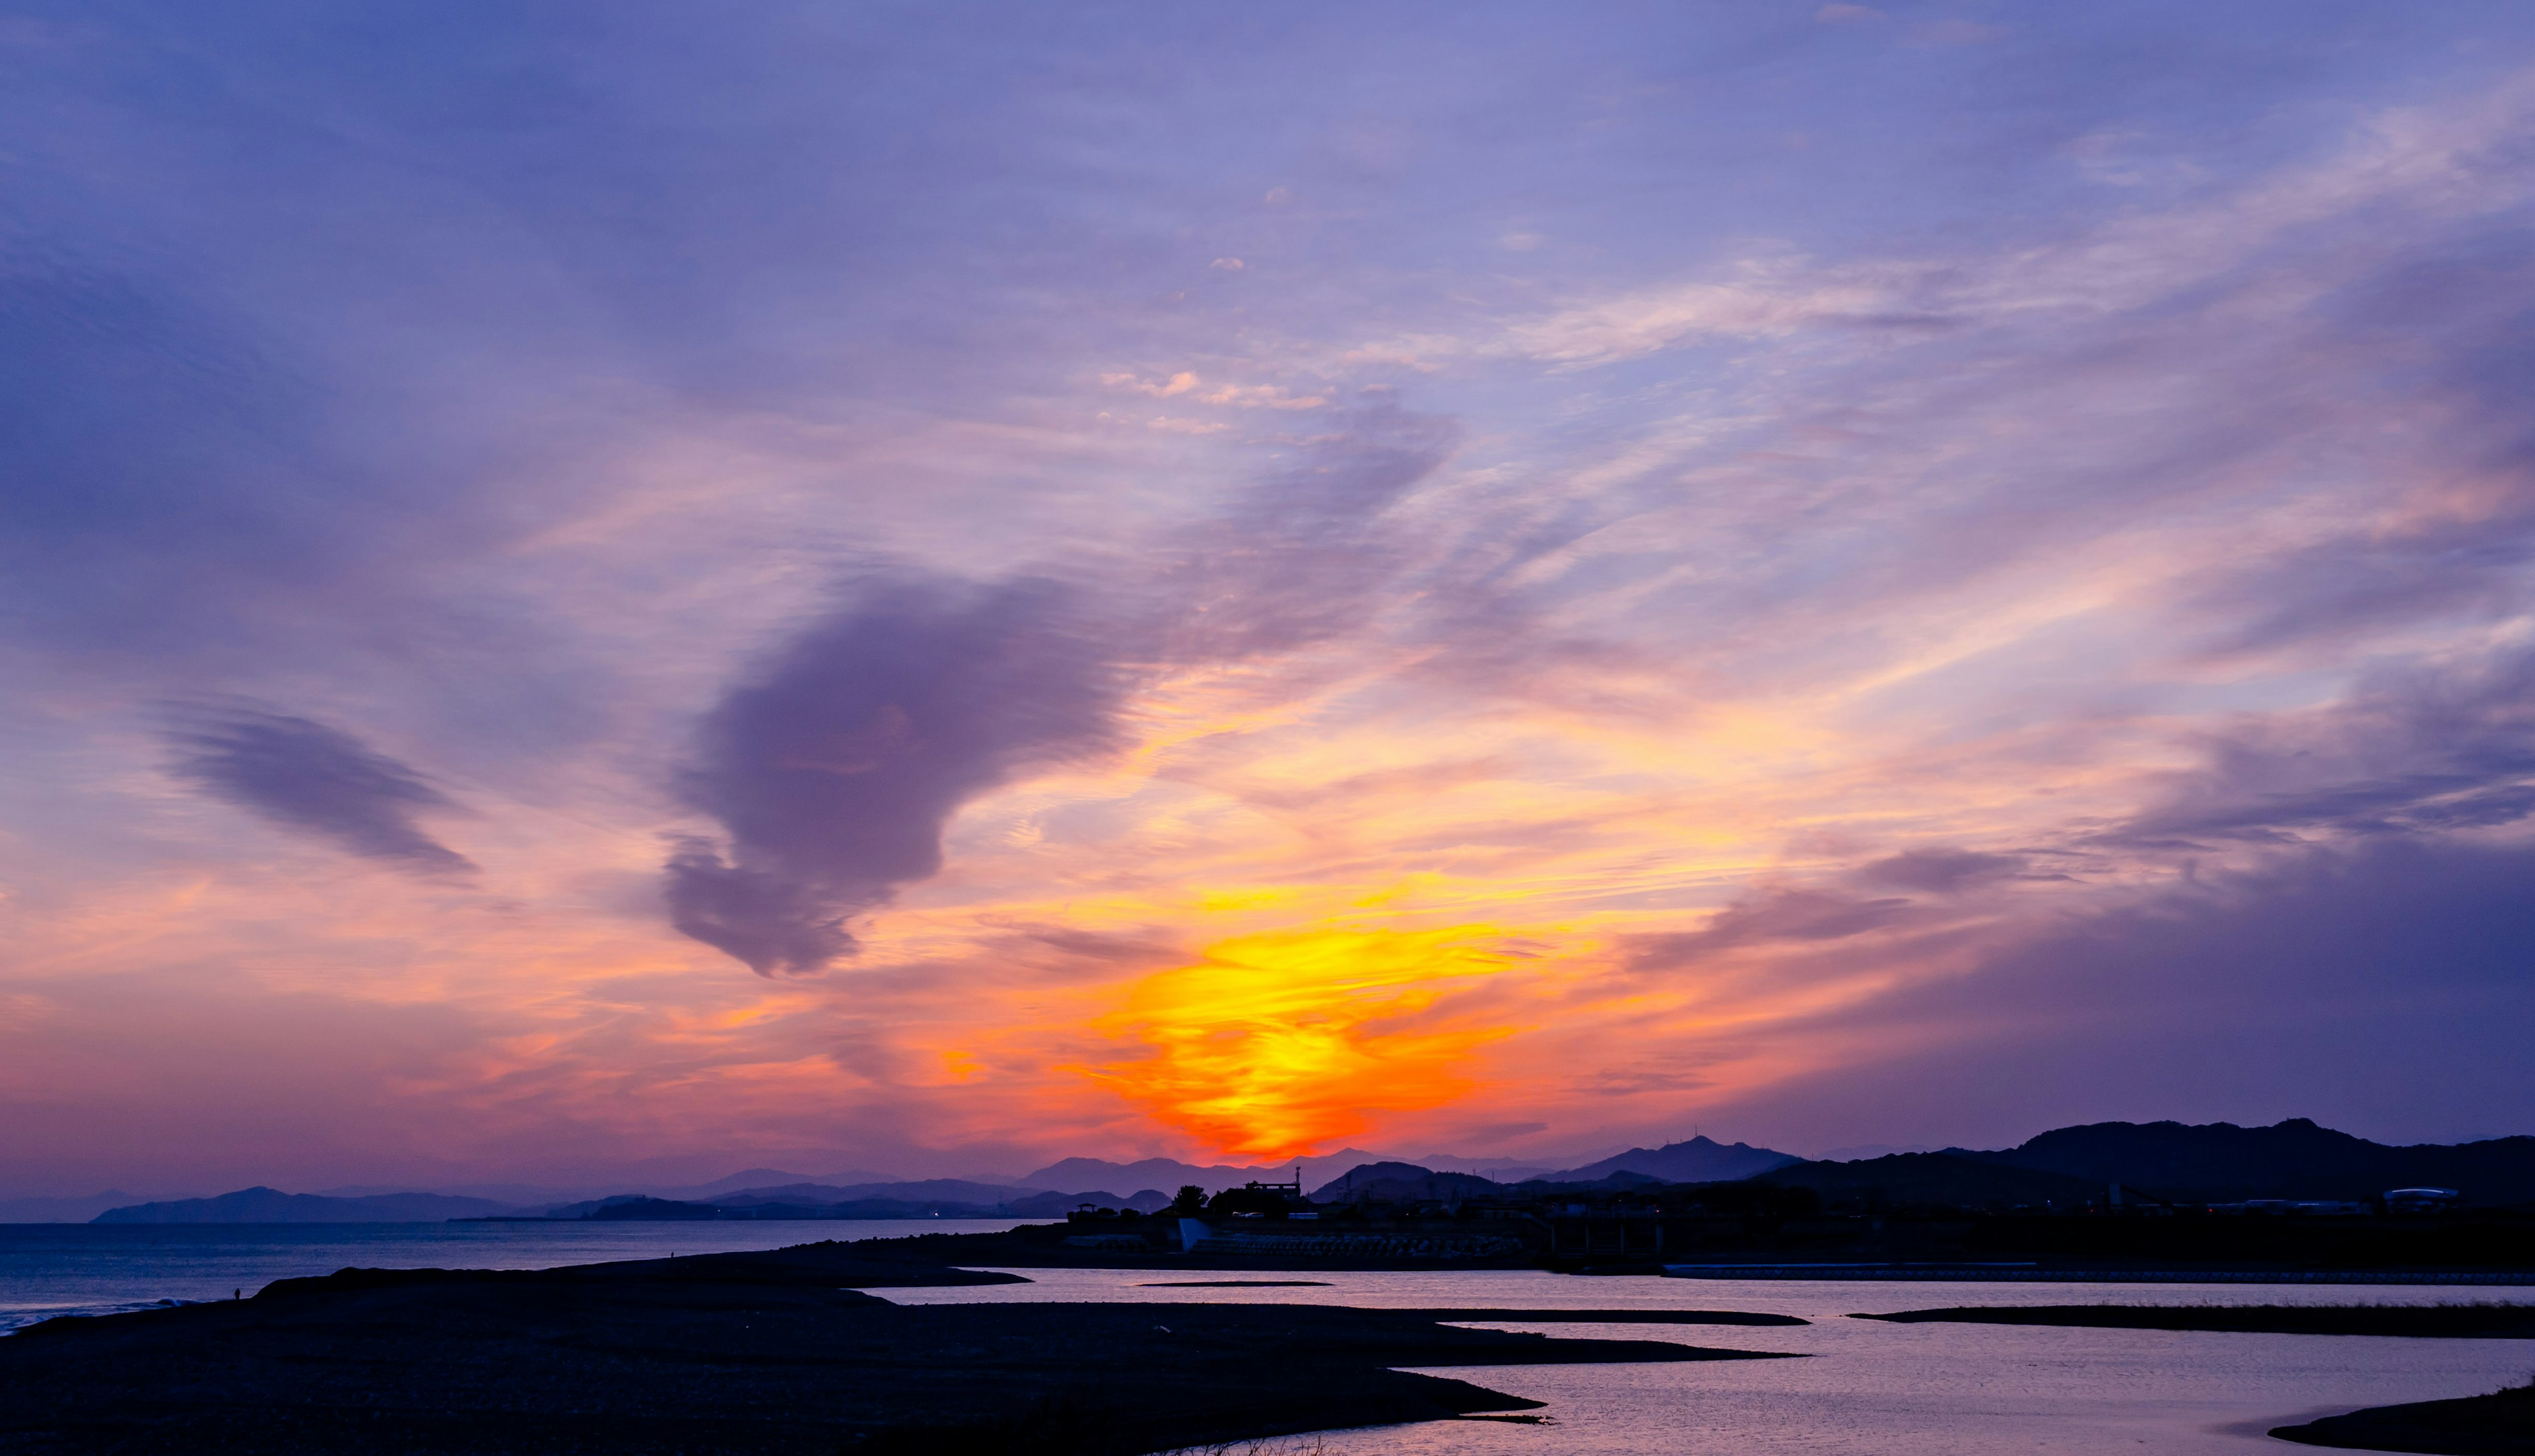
[[1856, 1304, 2535, 1337], [0, 1241, 1792, 1455], [2273, 1380, 2535, 1455]]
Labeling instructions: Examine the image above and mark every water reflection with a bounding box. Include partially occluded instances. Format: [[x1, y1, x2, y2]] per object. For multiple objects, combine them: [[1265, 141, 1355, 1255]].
[[888, 1271, 2534, 1455]]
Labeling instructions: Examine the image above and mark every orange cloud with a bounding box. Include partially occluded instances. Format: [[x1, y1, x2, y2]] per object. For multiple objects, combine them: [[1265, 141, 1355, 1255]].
[[1081, 924, 1523, 1158]]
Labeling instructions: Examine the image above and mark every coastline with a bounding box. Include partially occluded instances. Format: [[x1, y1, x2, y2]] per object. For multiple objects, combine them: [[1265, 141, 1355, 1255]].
[[2272, 1379, 2535, 1454], [0, 1240, 1794, 1454]]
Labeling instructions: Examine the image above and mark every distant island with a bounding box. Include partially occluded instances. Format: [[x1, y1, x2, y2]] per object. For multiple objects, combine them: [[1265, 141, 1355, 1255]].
[[90, 1188, 519, 1224]]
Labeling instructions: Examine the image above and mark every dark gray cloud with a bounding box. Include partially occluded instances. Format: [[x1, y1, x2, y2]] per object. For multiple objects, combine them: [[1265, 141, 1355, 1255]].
[[166, 708, 473, 874], [1633, 886, 1914, 966], [2120, 645, 2535, 845], [1716, 837, 2535, 1150], [1852, 848, 2029, 894], [661, 839, 853, 977], [667, 573, 1124, 974]]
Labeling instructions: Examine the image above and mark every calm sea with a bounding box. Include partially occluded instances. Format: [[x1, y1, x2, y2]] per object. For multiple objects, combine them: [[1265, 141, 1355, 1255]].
[[890, 1269, 2535, 1455], [8, 1230, 2529, 1453]]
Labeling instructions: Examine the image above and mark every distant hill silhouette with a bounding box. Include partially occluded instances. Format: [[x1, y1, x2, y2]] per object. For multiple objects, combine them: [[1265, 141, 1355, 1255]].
[[1751, 1119, 2535, 1210], [93, 1188, 513, 1224], [1022, 1149, 1557, 1195], [1547, 1137, 1797, 1185], [741, 1179, 1044, 1207], [584, 1196, 720, 1221], [1004, 1188, 1175, 1216], [0, 1191, 144, 1224], [1279, 1141, 1803, 1204], [88, 1176, 1185, 1225], [1026, 1150, 1423, 1196], [524, 1179, 1176, 1221], [1310, 1163, 1505, 1203], [1755, 1153, 2100, 1208], [1957, 1118, 2535, 1203], [1023, 1156, 1287, 1196], [71, 1119, 2534, 1224], [669, 1168, 900, 1199], [537, 1179, 1047, 1220]]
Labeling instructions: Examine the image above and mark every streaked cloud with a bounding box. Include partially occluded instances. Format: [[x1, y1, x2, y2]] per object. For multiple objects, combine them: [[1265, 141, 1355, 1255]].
[[3, 3, 2533, 1189], [165, 708, 473, 876]]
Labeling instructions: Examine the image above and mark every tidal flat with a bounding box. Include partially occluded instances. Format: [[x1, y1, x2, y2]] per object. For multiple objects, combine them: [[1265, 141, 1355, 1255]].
[[0, 1243, 1788, 1455]]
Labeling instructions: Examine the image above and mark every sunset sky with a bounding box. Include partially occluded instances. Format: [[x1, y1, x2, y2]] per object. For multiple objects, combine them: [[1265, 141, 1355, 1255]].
[[5, 1, 2534, 1197]]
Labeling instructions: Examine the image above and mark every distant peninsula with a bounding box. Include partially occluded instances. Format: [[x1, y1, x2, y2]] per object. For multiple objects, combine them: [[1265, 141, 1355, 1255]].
[[90, 1188, 515, 1224]]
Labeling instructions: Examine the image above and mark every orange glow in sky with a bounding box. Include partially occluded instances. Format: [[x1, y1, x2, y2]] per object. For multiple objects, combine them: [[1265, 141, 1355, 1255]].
[[1085, 925, 1523, 1158], [13, 30, 2530, 1197]]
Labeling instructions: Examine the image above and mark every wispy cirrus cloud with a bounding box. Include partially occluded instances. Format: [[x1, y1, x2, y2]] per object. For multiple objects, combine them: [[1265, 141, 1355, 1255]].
[[1365, 70, 2535, 378], [2118, 646, 2535, 845]]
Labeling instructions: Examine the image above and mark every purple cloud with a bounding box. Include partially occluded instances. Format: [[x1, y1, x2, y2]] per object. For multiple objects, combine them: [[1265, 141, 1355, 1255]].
[[1716, 837, 2535, 1150], [2121, 645, 2535, 845], [1635, 887, 1914, 965], [667, 572, 1124, 974], [1159, 403, 1459, 661], [166, 708, 472, 875], [1853, 849, 2029, 894]]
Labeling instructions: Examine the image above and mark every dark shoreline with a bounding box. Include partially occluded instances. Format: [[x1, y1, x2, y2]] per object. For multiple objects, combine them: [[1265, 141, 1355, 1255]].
[[1854, 1304, 2535, 1337], [0, 1240, 1798, 1454], [2271, 1380, 2535, 1454]]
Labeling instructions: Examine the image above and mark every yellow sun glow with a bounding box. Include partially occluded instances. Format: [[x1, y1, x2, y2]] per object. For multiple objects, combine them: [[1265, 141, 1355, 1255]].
[[1084, 924, 1523, 1158]]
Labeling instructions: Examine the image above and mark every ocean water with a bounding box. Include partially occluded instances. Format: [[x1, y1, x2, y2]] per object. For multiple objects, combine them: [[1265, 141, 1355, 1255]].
[[887, 1269, 2535, 1455], [0, 1220, 1042, 1332], [7, 1234, 2528, 1453]]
